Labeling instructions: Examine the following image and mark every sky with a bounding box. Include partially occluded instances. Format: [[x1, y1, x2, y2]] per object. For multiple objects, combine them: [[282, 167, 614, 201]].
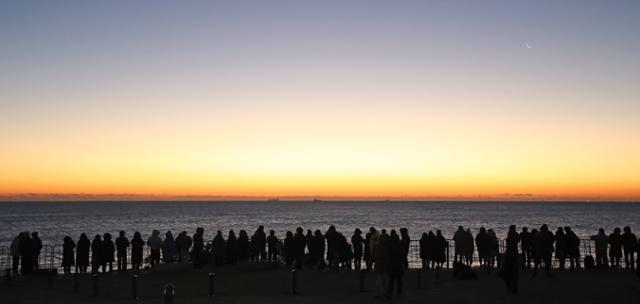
[[1, 1, 639, 200]]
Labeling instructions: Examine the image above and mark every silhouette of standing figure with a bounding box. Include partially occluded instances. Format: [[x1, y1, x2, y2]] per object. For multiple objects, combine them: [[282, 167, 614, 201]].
[[212, 230, 226, 266], [501, 225, 519, 294], [91, 234, 102, 274], [555, 227, 567, 270], [147, 230, 163, 266], [76, 233, 90, 274], [267, 230, 279, 262], [622, 226, 637, 270], [163, 231, 177, 263], [294, 227, 306, 269], [10, 234, 21, 275], [284, 231, 295, 267], [533, 224, 554, 278], [364, 228, 373, 270], [192, 228, 205, 269], [453, 226, 465, 264], [131, 232, 145, 270], [565, 227, 581, 270], [253, 226, 267, 262], [175, 231, 192, 263], [590, 228, 608, 268], [115, 231, 130, 271], [31, 232, 42, 270], [419, 232, 429, 269], [608, 227, 623, 268], [373, 230, 390, 299], [62, 236, 76, 274], [102, 233, 115, 273], [399, 228, 410, 270], [520, 227, 532, 270], [313, 230, 326, 268], [388, 230, 404, 296], [352, 228, 364, 270], [435, 230, 447, 269], [226, 230, 238, 265], [238, 230, 250, 262]]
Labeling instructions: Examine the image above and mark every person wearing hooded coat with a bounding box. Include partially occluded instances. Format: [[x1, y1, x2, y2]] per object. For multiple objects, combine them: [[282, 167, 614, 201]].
[[226, 230, 239, 265], [212, 230, 226, 266], [147, 230, 163, 266], [76, 233, 91, 274], [91, 234, 103, 273], [501, 225, 520, 294], [387, 230, 404, 296], [162, 231, 177, 263], [102, 233, 115, 273], [131, 232, 145, 270], [62, 236, 76, 274]]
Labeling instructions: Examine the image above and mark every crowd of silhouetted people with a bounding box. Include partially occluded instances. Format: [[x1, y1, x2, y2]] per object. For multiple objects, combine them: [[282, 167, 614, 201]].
[[7, 224, 640, 297]]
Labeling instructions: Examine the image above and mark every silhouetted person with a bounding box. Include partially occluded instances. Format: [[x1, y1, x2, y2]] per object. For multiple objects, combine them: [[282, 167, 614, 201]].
[[453, 226, 465, 263], [192, 227, 204, 269], [175, 231, 192, 263], [555, 227, 567, 270], [622, 226, 637, 270], [388, 230, 404, 296], [284, 231, 295, 267], [294, 227, 306, 269], [313, 230, 326, 268], [91, 234, 102, 274], [352, 228, 364, 270], [476, 227, 489, 269], [419, 232, 429, 269], [147, 230, 163, 266], [115, 231, 130, 271], [76, 233, 90, 274], [31, 232, 42, 270], [102, 233, 115, 273], [325, 226, 338, 268], [399, 228, 410, 270], [533, 224, 554, 277], [487, 229, 499, 271], [226, 230, 238, 265], [252, 226, 267, 261], [373, 230, 390, 299], [435, 230, 447, 269], [364, 228, 373, 270], [267, 230, 279, 262], [608, 227, 623, 268], [565, 227, 580, 270], [212, 230, 226, 266], [520, 227, 532, 270], [238, 230, 250, 262], [305, 229, 315, 265], [162, 231, 176, 263], [501, 225, 519, 294], [62, 236, 75, 274], [131, 232, 144, 270], [591, 228, 609, 268], [10, 233, 21, 274]]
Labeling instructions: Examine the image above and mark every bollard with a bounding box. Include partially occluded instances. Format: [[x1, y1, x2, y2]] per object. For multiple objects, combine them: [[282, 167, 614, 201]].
[[435, 266, 440, 285], [132, 274, 139, 300], [208, 273, 215, 297], [47, 274, 54, 289], [417, 269, 422, 290], [163, 284, 175, 304], [92, 274, 98, 297], [290, 269, 297, 295], [359, 269, 365, 292], [5, 268, 11, 288], [73, 273, 79, 294]]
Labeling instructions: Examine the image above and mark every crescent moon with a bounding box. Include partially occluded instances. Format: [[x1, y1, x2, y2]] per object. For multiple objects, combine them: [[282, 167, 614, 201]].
[[526, 43, 532, 49]]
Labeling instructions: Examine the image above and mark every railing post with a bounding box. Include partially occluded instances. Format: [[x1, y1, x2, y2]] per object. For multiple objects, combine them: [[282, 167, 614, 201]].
[[132, 274, 139, 300], [92, 273, 98, 297], [446, 242, 450, 269], [359, 269, 365, 292], [290, 269, 297, 294], [163, 283, 175, 304], [208, 272, 215, 297]]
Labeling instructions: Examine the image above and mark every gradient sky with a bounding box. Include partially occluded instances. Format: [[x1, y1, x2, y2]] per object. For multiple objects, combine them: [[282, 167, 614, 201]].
[[1, 1, 639, 200]]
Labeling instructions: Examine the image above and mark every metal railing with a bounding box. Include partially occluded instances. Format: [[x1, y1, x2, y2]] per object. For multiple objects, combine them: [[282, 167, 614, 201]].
[[0, 238, 608, 273]]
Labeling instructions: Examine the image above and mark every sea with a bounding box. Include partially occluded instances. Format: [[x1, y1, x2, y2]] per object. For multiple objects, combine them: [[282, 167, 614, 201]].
[[1, 201, 639, 246]]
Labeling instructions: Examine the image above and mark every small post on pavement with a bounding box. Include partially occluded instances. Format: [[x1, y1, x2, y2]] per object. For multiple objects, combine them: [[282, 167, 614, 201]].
[[163, 283, 175, 304], [208, 272, 215, 297], [132, 274, 139, 300], [290, 269, 297, 295], [92, 273, 98, 297]]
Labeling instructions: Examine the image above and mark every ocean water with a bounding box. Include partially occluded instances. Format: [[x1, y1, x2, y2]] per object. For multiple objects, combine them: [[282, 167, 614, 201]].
[[1, 201, 639, 246]]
